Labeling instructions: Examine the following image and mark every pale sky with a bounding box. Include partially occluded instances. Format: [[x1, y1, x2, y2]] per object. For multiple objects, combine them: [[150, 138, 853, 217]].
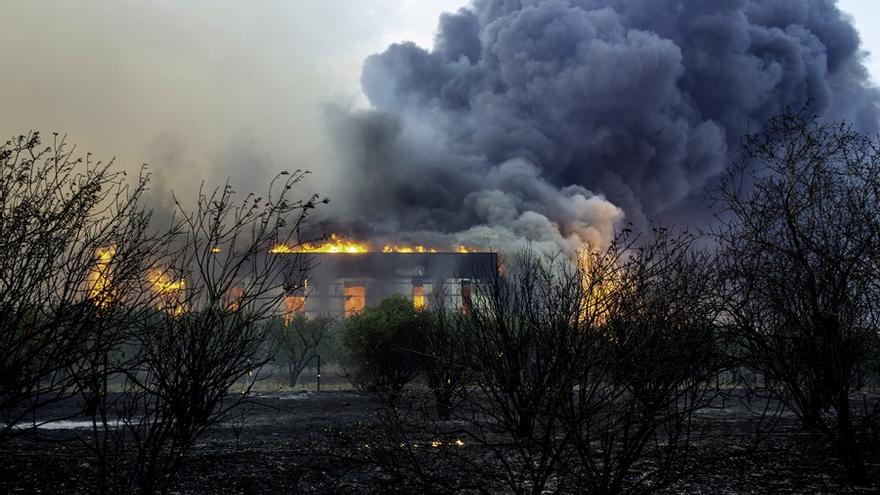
[[839, 0, 880, 84]]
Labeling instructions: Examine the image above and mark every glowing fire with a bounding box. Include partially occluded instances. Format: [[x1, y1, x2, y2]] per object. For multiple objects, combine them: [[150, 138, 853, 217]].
[[344, 284, 365, 317], [268, 244, 296, 254], [270, 234, 368, 254], [148, 270, 186, 294], [88, 246, 116, 307], [148, 269, 186, 315], [384, 244, 475, 253], [383, 244, 437, 253], [283, 294, 306, 323], [412, 285, 426, 310], [269, 234, 481, 254], [227, 286, 244, 311], [578, 250, 619, 326]]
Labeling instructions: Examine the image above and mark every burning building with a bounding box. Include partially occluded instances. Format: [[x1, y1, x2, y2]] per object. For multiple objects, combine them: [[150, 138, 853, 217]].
[[86, 235, 496, 320], [277, 237, 497, 320]]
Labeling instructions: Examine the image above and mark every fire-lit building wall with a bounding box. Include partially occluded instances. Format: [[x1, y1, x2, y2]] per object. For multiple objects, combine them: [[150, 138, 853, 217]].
[[281, 252, 497, 320]]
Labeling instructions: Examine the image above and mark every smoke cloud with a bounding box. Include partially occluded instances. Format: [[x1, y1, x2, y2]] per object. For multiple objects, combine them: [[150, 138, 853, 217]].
[[322, 0, 879, 254], [2, 1, 877, 255]]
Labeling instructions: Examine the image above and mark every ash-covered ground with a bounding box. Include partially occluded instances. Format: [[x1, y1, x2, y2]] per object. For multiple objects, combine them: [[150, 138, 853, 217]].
[[2, 387, 878, 494]]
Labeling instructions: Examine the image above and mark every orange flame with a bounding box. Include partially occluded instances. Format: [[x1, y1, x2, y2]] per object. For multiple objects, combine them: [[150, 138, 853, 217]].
[[148, 269, 187, 315], [270, 234, 368, 254], [269, 234, 482, 254], [382, 244, 437, 253], [148, 271, 186, 294], [88, 246, 116, 307], [344, 285, 366, 317], [578, 250, 619, 326], [412, 285, 426, 310]]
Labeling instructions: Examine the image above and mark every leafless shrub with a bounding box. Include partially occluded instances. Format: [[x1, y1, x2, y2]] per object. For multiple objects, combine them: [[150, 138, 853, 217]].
[[420, 290, 471, 420], [564, 228, 725, 495], [361, 229, 729, 495], [714, 109, 880, 484], [85, 173, 323, 494], [0, 132, 160, 443]]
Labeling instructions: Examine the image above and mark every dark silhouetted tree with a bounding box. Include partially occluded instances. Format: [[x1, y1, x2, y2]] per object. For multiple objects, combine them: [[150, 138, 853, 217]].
[[84, 172, 321, 495], [716, 110, 880, 484], [0, 132, 160, 444]]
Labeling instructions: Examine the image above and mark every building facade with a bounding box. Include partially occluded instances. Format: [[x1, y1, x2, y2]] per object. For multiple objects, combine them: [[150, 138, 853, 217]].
[[284, 252, 498, 319]]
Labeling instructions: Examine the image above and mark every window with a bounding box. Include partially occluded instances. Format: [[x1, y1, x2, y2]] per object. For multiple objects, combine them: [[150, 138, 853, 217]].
[[412, 284, 426, 310], [283, 294, 306, 323], [344, 284, 365, 318]]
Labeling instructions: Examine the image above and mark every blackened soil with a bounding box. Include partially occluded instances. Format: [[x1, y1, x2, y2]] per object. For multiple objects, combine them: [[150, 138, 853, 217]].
[[0, 392, 877, 494]]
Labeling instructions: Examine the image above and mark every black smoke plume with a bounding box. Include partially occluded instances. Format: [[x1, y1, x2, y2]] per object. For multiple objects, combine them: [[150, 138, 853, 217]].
[[322, 0, 879, 254]]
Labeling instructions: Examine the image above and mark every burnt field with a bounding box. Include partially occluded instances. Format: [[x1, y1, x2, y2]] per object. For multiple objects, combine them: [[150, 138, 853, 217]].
[[2, 389, 878, 495]]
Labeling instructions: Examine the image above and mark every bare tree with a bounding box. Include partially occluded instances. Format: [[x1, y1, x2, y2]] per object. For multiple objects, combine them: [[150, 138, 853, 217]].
[[564, 228, 725, 495], [463, 249, 586, 446], [356, 230, 727, 495], [0, 132, 160, 443], [458, 249, 590, 494], [715, 110, 880, 484], [420, 295, 470, 420], [85, 172, 322, 494]]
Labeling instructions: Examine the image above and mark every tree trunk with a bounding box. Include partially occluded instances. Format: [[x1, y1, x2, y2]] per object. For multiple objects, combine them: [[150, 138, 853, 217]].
[[516, 398, 534, 439], [138, 468, 157, 495], [288, 363, 298, 388], [799, 395, 826, 431], [436, 391, 452, 420], [836, 386, 867, 484]]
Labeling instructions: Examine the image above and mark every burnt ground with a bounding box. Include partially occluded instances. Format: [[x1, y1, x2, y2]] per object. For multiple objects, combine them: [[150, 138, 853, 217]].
[[1, 389, 878, 494]]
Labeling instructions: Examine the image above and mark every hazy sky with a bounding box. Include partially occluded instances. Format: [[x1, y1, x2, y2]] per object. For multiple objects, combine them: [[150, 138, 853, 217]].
[[0, 0, 468, 200], [0, 0, 877, 205]]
